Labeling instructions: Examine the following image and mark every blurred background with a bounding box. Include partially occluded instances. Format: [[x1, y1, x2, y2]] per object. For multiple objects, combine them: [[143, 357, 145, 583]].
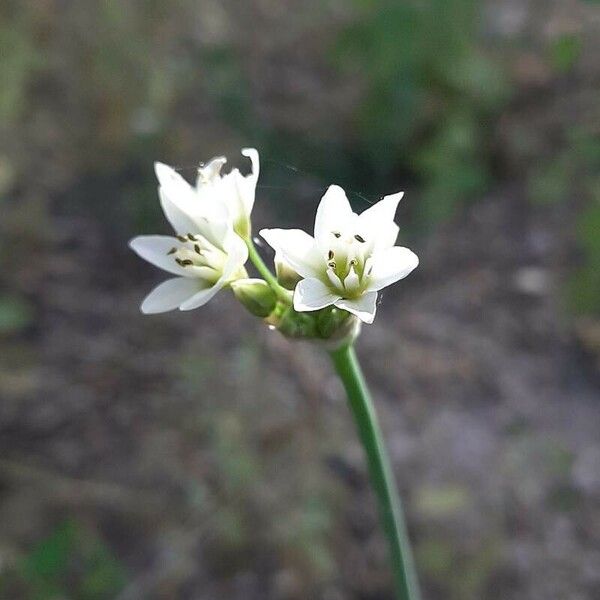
[[0, 0, 599, 598]]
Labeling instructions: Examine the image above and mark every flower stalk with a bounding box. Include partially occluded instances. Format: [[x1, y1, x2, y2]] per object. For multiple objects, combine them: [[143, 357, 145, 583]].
[[329, 343, 421, 600], [245, 235, 292, 304]]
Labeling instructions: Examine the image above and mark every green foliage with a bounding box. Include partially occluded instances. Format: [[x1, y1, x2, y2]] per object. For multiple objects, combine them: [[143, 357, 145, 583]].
[[0, 0, 511, 237], [0, 1, 254, 159], [332, 0, 509, 224], [549, 34, 583, 73], [527, 155, 571, 205], [283, 495, 335, 580], [415, 111, 490, 223], [0, 4, 43, 123], [177, 338, 339, 589], [201, 46, 255, 135], [564, 132, 600, 315], [8, 519, 126, 600], [416, 536, 500, 600], [0, 295, 34, 334], [414, 484, 471, 519], [569, 198, 600, 314], [504, 434, 574, 485], [526, 127, 600, 315]]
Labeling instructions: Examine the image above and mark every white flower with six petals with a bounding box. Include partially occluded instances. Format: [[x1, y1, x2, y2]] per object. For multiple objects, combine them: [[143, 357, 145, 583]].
[[260, 185, 418, 324], [129, 160, 249, 314]]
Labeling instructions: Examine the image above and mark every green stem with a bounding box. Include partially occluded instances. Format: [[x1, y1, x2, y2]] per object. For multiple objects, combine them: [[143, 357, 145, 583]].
[[245, 236, 292, 304], [329, 344, 421, 600]]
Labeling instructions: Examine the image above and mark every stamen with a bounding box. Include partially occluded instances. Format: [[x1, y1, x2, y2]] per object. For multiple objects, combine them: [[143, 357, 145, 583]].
[[354, 234, 366, 243], [328, 261, 336, 269], [176, 235, 187, 242], [167, 247, 177, 255], [332, 231, 341, 238], [194, 244, 202, 255], [180, 259, 194, 266], [328, 250, 334, 260], [187, 233, 197, 241]]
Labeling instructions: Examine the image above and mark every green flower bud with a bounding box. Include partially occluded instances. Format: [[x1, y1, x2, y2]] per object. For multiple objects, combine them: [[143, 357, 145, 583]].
[[316, 306, 352, 338], [274, 305, 319, 339], [275, 253, 302, 290], [230, 278, 277, 318], [264, 302, 361, 348]]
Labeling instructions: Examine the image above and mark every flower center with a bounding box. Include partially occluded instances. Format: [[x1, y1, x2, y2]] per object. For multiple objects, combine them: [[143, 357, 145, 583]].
[[325, 230, 373, 297], [168, 233, 227, 282]]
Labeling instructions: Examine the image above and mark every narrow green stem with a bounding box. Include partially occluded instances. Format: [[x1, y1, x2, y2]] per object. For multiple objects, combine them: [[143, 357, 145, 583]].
[[329, 344, 421, 600], [245, 236, 292, 304]]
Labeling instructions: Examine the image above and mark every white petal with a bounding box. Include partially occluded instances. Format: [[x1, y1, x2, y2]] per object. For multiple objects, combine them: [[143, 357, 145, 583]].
[[129, 235, 190, 276], [179, 282, 222, 311], [326, 267, 344, 293], [358, 191, 403, 249], [203, 219, 230, 251], [220, 169, 247, 224], [344, 265, 361, 294], [155, 162, 196, 218], [377, 222, 400, 250], [366, 246, 419, 291], [192, 191, 230, 225], [204, 148, 260, 223], [314, 185, 354, 247], [156, 162, 230, 235], [155, 162, 195, 197], [260, 228, 323, 279], [294, 278, 340, 312], [196, 156, 227, 185], [359, 191, 403, 226], [158, 187, 199, 235], [141, 277, 206, 314], [334, 292, 378, 324], [220, 232, 249, 280], [240, 147, 259, 215]]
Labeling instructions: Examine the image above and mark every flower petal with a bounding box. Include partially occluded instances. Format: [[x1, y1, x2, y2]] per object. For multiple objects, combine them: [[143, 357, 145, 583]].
[[260, 228, 323, 279], [294, 278, 341, 312], [155, 162, 198, 229], [155, 161, 195, 198], [366, 246, 419, 291], [314, 185, 354, 248], [178, 282, 221, 311], [156, 161, 230, 235], [334, 292, 378, 324], [221, 232, 249, 280], [141, 277, 207, 314], [359, 191, 403, 226], [219, 169, 247, 225], [158, 186, 199, 235], [196, 156, 227, 185], [240, 147, 260, 215], [129, 235, 191, 276], [202, 219, 230, 251], [358, 191, 403, 249], [178, 229, 248, 310]]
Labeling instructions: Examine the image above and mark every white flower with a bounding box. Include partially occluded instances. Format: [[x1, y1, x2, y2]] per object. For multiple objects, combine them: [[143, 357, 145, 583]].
[[129, 162, 248, 314], [195, 148, 259, 237], [260, 185, 418, 324]]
